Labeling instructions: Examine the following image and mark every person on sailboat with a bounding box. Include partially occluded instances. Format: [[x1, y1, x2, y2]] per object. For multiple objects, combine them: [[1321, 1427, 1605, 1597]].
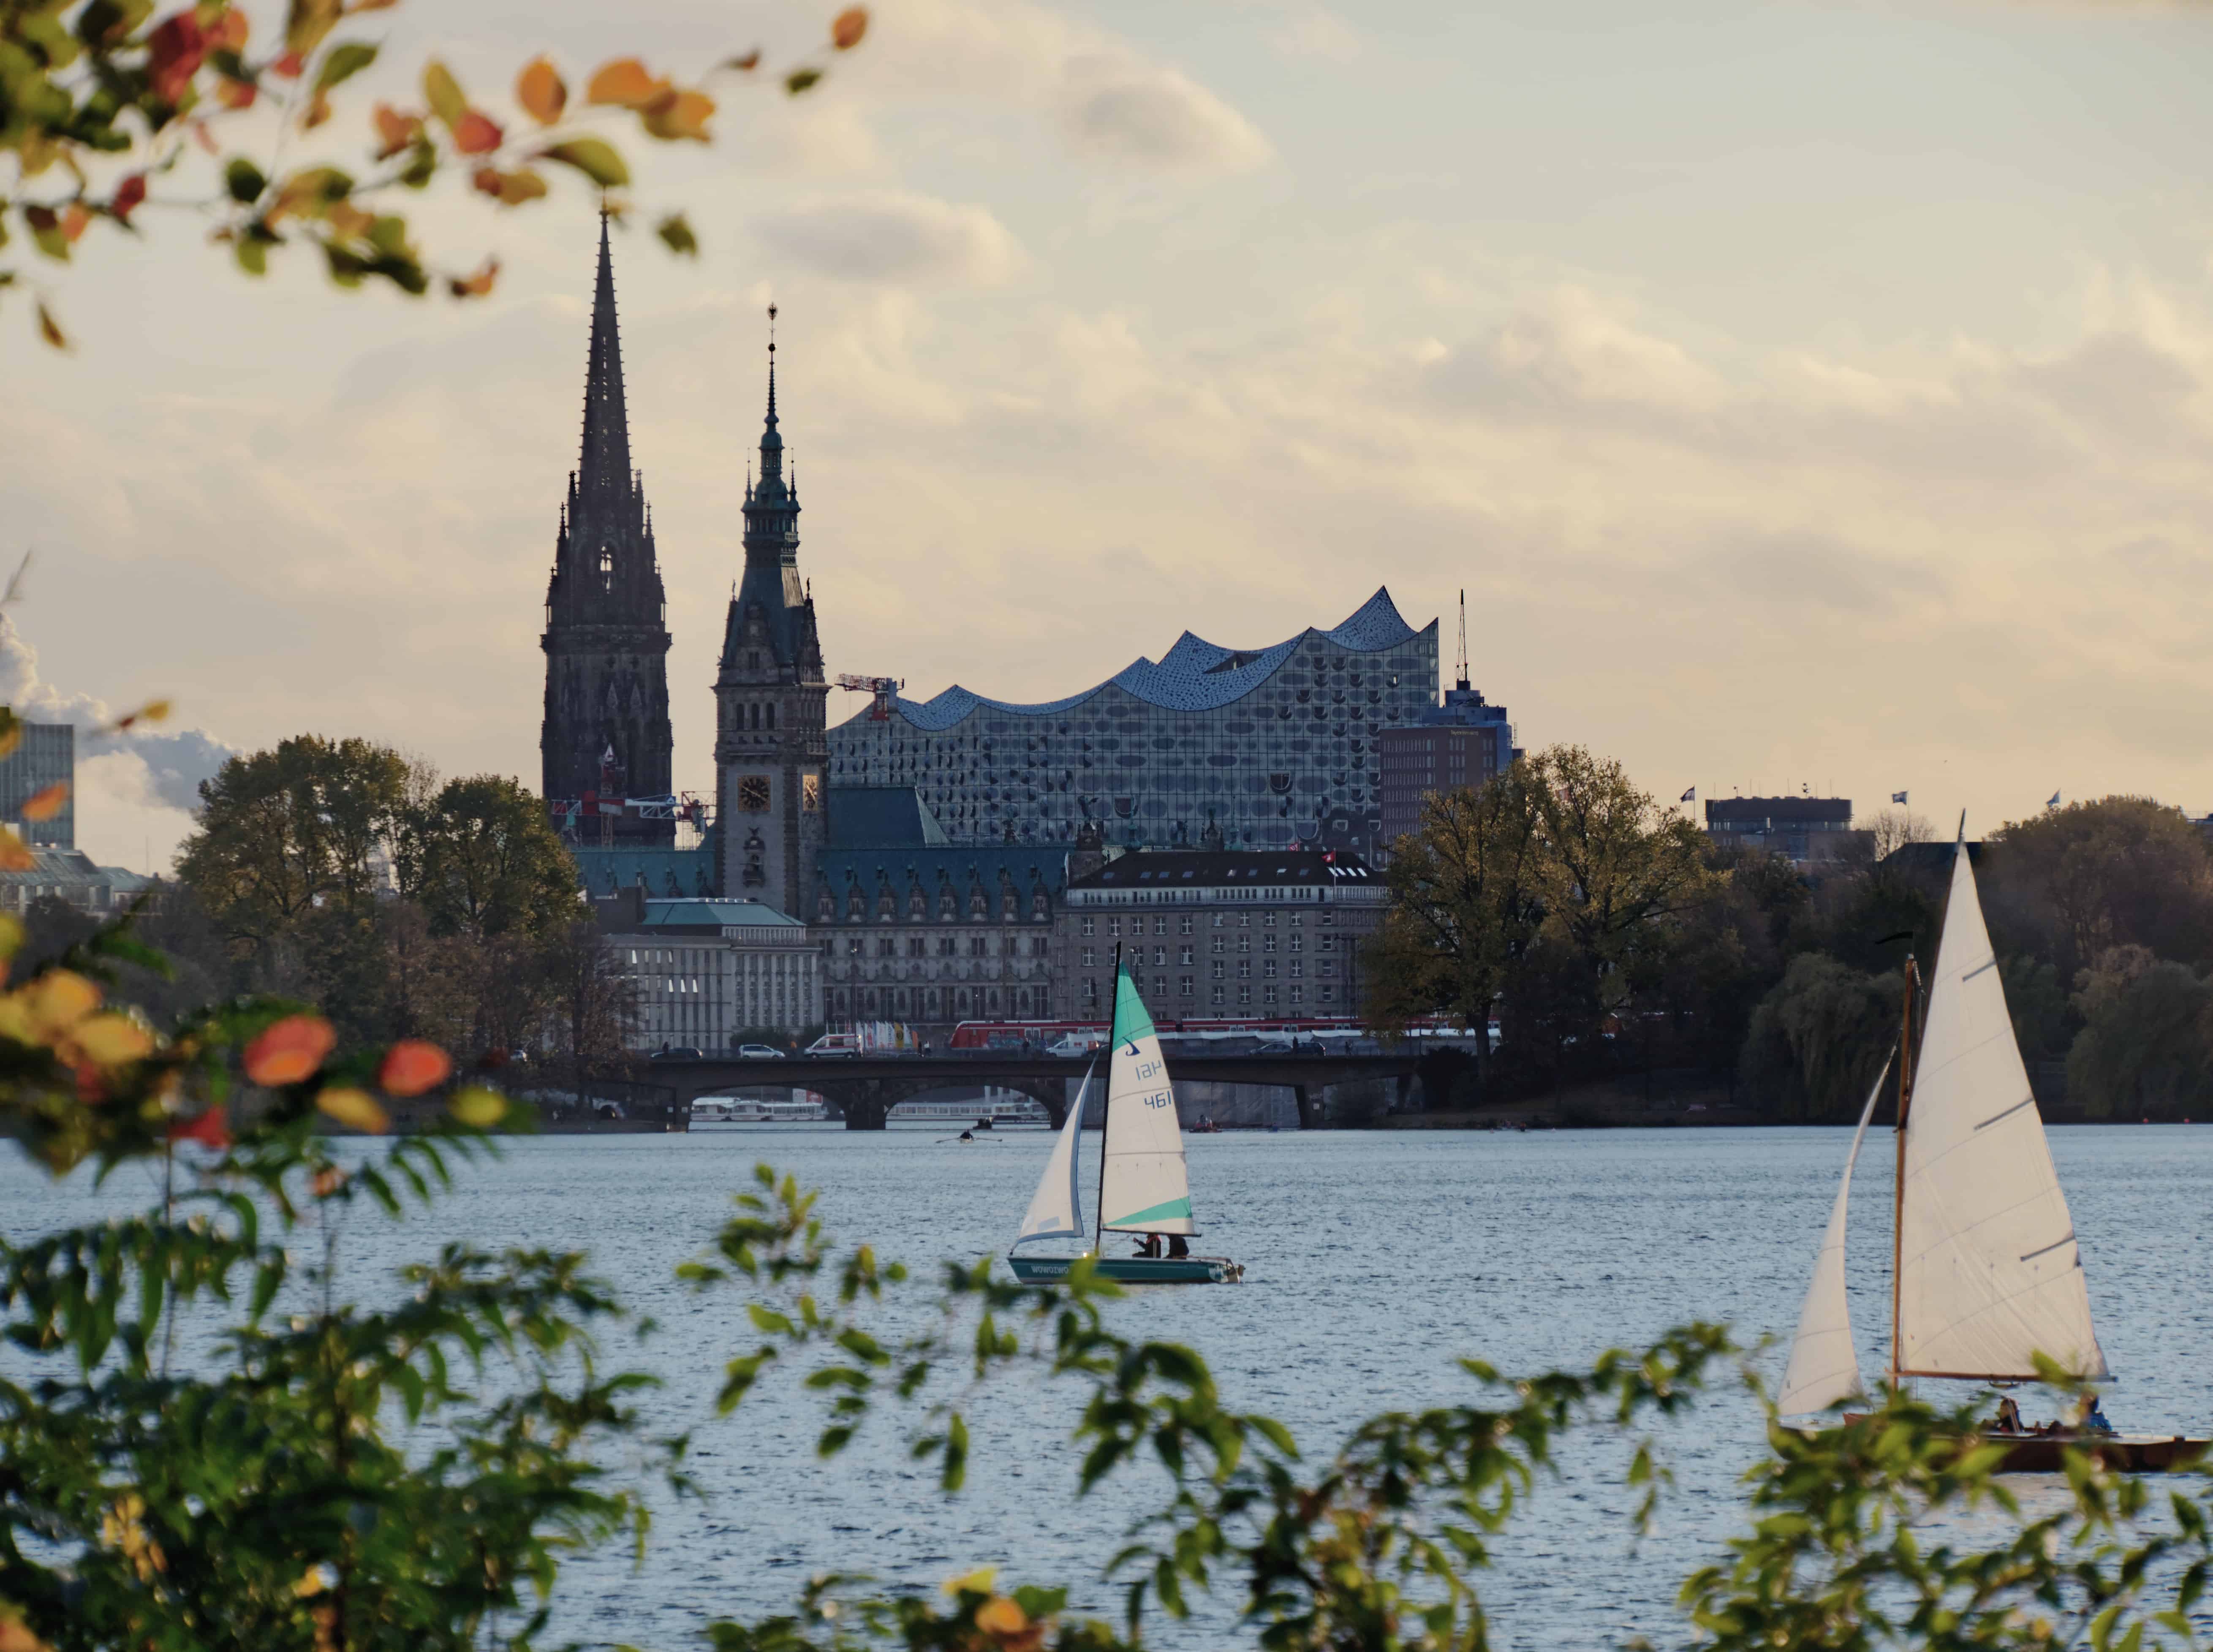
[[1992, 1397, 2025, 1435], [2084, 1396, 2117, 1437], [1167, 1234, 1190, 1259], [1133, 1233, 1162, 1258]]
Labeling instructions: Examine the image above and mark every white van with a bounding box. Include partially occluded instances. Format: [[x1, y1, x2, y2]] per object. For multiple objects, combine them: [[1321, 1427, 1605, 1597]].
[[804, 1031, 861, 1058]]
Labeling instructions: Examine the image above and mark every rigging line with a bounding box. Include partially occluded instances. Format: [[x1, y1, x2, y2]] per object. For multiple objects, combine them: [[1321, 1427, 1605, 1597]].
[[1973, 1097, 2037, 1132]]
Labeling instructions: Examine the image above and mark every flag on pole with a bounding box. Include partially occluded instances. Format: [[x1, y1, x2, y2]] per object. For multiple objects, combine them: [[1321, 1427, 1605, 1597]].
[[1680, 786, 1695, 803], [2047, 791, 2061, 810], [1891, 791, 1908, 804]]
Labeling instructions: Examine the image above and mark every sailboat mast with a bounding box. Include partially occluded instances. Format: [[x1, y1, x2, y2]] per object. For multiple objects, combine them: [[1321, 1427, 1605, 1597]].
[[1094, 943, 1119, 1256], [1890, 954, 1918, 1384]]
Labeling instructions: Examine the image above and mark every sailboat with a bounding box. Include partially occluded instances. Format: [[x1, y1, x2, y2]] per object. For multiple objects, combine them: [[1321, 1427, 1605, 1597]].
[[1780, 835, 2205, 1472], [1006, 954, 1244, 1285]]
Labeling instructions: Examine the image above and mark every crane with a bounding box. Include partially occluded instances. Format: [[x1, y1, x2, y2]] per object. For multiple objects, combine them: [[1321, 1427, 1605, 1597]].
[[834, 674, 903, 720]]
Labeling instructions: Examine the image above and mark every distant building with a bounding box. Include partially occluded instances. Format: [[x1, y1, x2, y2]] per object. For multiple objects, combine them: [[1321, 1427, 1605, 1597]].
[[1705, 796, 1865, 867], [0, 715, 74, 849], [1051, 848, 1385, 1022], [1375, 685, 1520, 853], [826, 590, 1440, 858], [593, 890, 820, 1052], [811, 787, 1059, 1041], [0, 848, 158, 916]]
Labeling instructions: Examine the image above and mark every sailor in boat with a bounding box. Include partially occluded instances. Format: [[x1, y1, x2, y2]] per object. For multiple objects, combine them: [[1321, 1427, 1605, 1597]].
[[1133, 1232, 1163, 1258], [1991, 1397, 2025, 1435], [2085, 1396, 2117, 1437], [1167, 1235, 1190, 1259]]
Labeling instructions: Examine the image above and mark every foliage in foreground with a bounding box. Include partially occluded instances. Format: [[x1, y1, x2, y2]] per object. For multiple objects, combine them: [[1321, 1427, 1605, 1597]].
[[3, 913, 2210, 1652]]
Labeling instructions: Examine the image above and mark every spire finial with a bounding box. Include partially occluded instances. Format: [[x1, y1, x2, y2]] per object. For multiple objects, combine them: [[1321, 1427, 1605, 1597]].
[[576, 212, 634, 496], [758, 302, 785, 480]]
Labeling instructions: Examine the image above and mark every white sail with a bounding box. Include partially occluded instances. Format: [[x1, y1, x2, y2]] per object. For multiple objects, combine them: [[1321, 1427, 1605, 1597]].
[[1778, 1052, 1892, 1416], [1098, 964, 1195, 1236], [1012, 1062, 1093, 1247], [1897, 841, 2108, 1380]]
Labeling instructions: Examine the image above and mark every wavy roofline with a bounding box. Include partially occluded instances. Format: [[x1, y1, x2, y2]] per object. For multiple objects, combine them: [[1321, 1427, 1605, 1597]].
[[856, 587, 1431, 733]]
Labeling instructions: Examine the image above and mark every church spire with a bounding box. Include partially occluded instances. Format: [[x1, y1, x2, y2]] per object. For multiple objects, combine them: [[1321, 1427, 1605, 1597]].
[[759, 302, 784, 485], [577, 210, 633, 498]]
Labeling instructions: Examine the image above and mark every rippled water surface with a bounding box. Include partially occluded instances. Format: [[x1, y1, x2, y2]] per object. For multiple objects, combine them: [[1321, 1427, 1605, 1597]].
[[8, 1125, 2210, 1647]]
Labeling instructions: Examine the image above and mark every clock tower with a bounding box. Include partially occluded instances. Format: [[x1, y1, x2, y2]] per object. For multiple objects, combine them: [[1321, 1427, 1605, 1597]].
[[714, 312, 828, 912]]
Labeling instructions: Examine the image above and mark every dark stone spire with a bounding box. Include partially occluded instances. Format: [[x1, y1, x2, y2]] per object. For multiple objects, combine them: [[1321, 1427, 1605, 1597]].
[[541, 218, 674, 844], [726, 304, 816, 677]]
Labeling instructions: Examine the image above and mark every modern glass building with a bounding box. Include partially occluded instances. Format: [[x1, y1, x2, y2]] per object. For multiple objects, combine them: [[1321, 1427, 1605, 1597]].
[[0, 716, 73, 850], [826, 588, 1438, 856]]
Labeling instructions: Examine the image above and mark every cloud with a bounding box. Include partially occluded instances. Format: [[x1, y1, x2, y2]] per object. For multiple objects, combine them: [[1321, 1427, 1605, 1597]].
[[753, 193, 1028, 286], [1058, 54, 1273, 173], [1268, 6, 1362, 61], [0, 614, 234, 816]]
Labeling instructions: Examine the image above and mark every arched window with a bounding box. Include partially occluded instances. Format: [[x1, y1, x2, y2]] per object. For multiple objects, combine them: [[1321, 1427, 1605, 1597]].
[[767, 702, 776, 731], [908, 889, 927, 918], [846, 891, 865, 920]]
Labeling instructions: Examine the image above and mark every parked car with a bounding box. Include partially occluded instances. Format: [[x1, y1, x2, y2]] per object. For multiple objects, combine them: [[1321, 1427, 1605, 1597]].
[[737, 1043, 786, 1060], [649, 1046, 704, 1062], [804, 1032, 861, 1058]]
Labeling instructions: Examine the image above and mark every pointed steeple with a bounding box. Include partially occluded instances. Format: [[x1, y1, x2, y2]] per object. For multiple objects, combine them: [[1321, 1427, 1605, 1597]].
[[757, 303, 786, 489], [577, 210, 633, 498]]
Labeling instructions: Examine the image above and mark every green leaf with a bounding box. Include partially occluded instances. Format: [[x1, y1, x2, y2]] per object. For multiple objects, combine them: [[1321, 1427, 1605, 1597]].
[[224, 158, 267, 204], [785, 68, 823, 95], [315, 41, 378, 94], [422, 59, 467, 129], [539, 138, 629, 188], [656, 212, 697, 258]]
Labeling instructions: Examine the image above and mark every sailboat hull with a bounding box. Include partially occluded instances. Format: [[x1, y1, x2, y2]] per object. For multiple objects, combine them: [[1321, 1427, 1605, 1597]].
[[1833, 1418, 2207, 1474], [1008, 1254, 1243, 1285]]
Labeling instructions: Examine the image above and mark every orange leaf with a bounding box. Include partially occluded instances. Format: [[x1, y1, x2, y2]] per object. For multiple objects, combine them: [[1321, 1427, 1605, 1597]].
[[243, 1014, 336, 1087], [586, 57, 667, 109], [378, 1039, 452, 1096], [20, 782, 68, 821], [448, 257, 500, 298], [210, 8, 249, 51], [34, 304, 67, 353], [0, 827, 35, 870], [975, 1598, 1028, 1636], [470, 166, 546, 206], [112, 174, 147, 223], [61, 206, 89, 243], [451, 109, 503, 155], [641, 87, 715, 143], [831, 7, 869, 50], [724, 49, 762, 72], [516, 55, 566, 124], [310, 1165, 347, 1198], [168, 1107, 231, 1150], [217, 76, 257, 110], [273, 49, 304, 78], [371, 103, 420, 160]]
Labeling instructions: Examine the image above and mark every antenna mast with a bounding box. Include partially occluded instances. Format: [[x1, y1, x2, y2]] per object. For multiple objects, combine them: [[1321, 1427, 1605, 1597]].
[[1454, 589, 1471, 692]]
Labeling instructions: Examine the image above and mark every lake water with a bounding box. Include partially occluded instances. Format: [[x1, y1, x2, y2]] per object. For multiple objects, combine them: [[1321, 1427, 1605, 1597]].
[[6, 1124, 2210, 1647]]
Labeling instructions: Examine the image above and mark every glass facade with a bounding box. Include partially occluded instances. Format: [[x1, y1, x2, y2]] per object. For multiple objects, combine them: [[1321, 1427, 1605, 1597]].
[[827, 589, 1438, 855], [0, 718, 73, 850]]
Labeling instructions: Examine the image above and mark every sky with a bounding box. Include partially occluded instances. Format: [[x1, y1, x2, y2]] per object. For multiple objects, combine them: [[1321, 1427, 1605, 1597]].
[[7, 0, 2213, 871]]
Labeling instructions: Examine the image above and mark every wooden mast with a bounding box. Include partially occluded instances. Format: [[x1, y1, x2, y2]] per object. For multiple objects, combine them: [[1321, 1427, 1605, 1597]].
[[1093, 943, 1119, 1257], [1890, 954, 1918, 1385]]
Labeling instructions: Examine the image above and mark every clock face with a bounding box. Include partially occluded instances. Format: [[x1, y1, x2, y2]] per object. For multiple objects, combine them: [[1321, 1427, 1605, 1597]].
[[737, 775, 771, 812]]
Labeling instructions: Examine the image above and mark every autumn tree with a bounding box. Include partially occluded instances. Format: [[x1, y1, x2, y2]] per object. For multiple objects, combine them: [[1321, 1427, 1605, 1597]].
[[1982, 797, 2213, 984]]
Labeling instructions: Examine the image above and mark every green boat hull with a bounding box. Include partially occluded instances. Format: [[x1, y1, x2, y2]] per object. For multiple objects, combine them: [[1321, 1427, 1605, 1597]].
[[1008, 1253, 1243, 1285]]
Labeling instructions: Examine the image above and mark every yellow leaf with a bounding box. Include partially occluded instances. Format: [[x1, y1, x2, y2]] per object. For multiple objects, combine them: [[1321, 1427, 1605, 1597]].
[[832, 7, 869, 50], [641, 88, 715, 143], [71, 1013, 155, 1068], [0, 1612, 47, 1652], [0, 912, 25, 964], [538, 138, 629, 188], [0, 829, 37, 873], [517, 55, 565, 124], [586, 57, 667, 110], [315, 1087, 390, 1134], [448, 256, 500, 298], [470, 167, 546, 206], [942, 1566, 998, 1597], [21, 970, 99, 1033], [975, 1598, 1028, 1635], [448, 1085, 506, 1128], [19, 782, 67, 822]]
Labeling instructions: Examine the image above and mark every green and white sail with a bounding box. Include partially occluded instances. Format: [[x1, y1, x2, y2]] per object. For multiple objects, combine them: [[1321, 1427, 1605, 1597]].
[[1013, 1061, 1093, 1246], [1099, 964, 1195, 1236]]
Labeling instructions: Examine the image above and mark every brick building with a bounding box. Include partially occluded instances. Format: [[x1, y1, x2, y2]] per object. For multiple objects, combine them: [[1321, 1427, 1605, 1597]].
[[1051, 848, 1385, 1022]]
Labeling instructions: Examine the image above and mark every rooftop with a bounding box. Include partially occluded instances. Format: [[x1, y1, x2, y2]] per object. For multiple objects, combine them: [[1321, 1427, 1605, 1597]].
[[1705, 796, 1852, 826], [826, 787, 951, 849], [1072, 849, 1375, 889], [862, 587, 1425, 732], [597, 894, 806, 933]]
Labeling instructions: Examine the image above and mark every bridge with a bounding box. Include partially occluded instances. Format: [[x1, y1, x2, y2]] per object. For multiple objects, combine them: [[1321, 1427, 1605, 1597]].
[[598, 1049, 1475, 1130]]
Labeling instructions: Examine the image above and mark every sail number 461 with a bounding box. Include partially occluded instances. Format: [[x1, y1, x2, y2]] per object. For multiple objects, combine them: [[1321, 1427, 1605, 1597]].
[[1142, 1089, 1172, 1109]]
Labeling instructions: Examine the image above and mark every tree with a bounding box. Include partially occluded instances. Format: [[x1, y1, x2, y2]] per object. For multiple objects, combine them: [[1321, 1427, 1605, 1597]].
[[174, 734, 411, 994], [544, 914, 636, 1109], [1983, 797, 2213, 984], [2, 0, 869, 348], [1738, 952, 1903, 1121], [402, 774, 576, 943], [2065, 947, 2213, 1119], [1528, 744, 1718, 1040], [1360, 772, 1547, 1098]]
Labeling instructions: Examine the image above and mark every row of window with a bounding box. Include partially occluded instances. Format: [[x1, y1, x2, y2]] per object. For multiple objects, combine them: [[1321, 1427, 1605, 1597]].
[[1082, 910, 1332, 937], [1080, 935, 1331, 966], [1078, 977, 1335, 1007], [845, 935, 1049, 958]]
